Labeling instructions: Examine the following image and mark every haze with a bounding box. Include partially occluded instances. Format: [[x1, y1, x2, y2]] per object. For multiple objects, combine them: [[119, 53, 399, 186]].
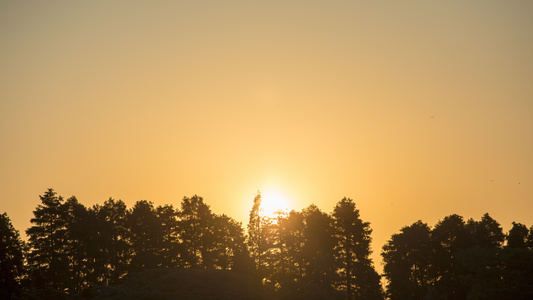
[[1, 1, 532, 270]]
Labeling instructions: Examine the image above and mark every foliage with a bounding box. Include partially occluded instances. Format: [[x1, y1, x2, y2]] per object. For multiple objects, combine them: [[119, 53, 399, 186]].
[[3, 188, 533, 299], [92, 198, 130, 285], [0, 212, 25, 299], [382, 220, 432, 300], [333, 197, 382, 299], [25, 189, 70, 291], [382, 213, 533, 300]]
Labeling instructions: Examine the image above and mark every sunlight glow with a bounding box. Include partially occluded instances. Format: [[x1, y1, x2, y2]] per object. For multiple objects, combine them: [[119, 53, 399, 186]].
[[261, 191, 290, 218]]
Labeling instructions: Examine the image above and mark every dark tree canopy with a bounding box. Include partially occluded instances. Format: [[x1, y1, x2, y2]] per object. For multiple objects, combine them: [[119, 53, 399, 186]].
[[26, 189, 70, 291], [507, 222, 529, 248], [383, 213, 533, 300], [333, 197, 382, 300], [3, 188, 533, 300], [382, 220, 432, 300], [0, 212, 25, 299], [126, 200, 167, 271], [93, 198, 130, 285]]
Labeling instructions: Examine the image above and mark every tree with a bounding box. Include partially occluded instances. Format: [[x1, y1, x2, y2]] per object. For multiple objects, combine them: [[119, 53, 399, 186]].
[[62, 196, 93, 294], [93, 198, 130, 284], [382, 220, 432, 300], [497, 243, 533, 300], [0, 212, 25, 299], [278, 210, 305, 285], [247, 192, 294, 289], [300, 204, 336, 289], [458, 214, 505, 299], [26, 189, 69, 291], [333, 197, 382, 300], [156, 204, 180, 267], [506, 222, 529, 248], [211, 214, 250, 271], [178, 195, 215, 269], [466, 213, 505, 249], [126, 200, 166, 271], [247, 192, 264, 276], [430, 214, 471, 300]]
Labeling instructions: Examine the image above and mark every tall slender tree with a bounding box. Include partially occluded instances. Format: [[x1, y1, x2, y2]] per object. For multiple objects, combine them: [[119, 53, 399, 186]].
[[247, 192, 263, 275], [333, 198, 382, 299], [26, 189, 69, 291], [62, 196, 93, 293]]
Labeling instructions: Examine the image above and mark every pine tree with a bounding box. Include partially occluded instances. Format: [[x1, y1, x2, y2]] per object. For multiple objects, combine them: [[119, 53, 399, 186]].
[[333, 197, 382, 299], [26, 189, 69, 291], [93, 198, 130, 284], [247, 192, 263, 275], [62, 196, 92, 293], [178, 195, 214, 268], [0, 212, 25, 299], [126, 200, 166, 271]]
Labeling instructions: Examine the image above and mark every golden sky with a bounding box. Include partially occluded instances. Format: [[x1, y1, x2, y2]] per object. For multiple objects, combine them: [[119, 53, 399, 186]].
[[1, 1, 532, 270]]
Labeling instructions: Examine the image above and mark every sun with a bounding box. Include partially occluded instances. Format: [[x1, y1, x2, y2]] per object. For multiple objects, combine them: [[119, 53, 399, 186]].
[[261, 191, 290, 218]]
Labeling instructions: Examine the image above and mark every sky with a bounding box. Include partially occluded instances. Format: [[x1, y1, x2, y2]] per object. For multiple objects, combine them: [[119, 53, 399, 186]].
[[1, 0, 532, 271]]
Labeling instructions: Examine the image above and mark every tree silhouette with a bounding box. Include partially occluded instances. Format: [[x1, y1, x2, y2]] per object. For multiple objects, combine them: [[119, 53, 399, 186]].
[[247, 192, 264, 276], [333, 197, 382, 300], [382, 213, 533, 300], [210, 214, 249, 270], [126, 200, 167, 271], [458, 214, 505, 298], [0, 212, 25, 299], [300, 204, 336, 289], [277, 210, 305, 289], [507, 222, 529, 248], [62, 196, 95, 293], [178, 195, 217, 269], [156, 204, 180, 267], [382, 220, 432, 300], [92, 198, 130, 284], [25, 188, 70, 291], [430, 214, 472, 300], [7, 188, 533, 299]]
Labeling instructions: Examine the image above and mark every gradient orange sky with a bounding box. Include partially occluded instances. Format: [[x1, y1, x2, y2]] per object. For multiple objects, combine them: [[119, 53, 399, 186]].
[[1, 1, 532, 271]]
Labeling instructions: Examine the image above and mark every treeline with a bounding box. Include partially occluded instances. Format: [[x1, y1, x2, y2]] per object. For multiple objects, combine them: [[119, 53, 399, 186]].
[[2, 189, 251, 299], [1, 189, 533, 300], [1, 189, 382, 299], [382, 214, 533, 300]]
